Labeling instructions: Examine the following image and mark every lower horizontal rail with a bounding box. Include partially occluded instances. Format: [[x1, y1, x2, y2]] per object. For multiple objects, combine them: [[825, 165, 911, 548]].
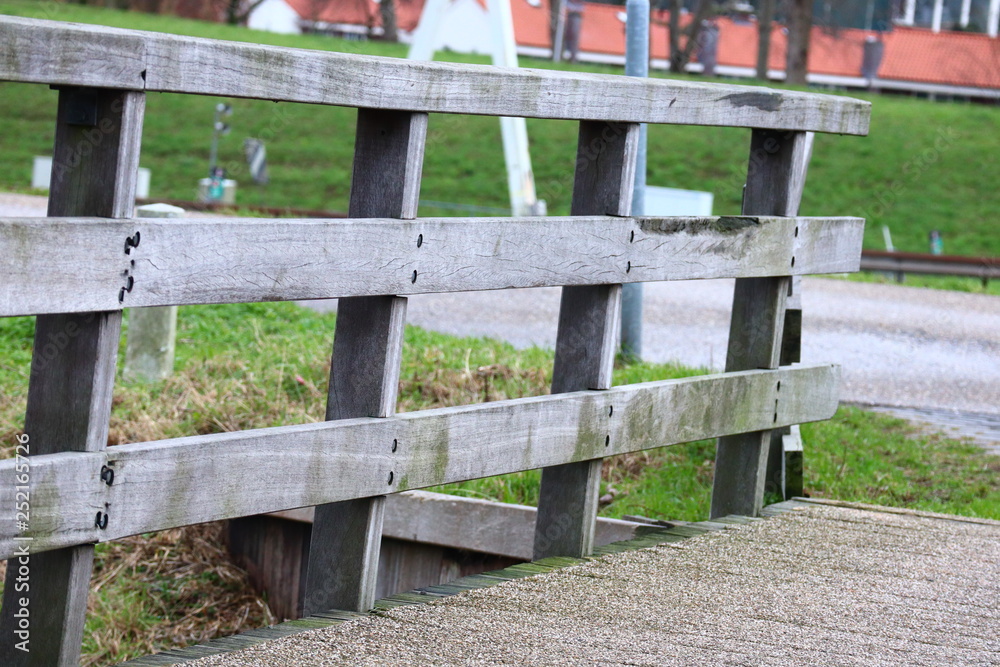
[[0, 364, 839, 560], [0, 215, 864, 316]]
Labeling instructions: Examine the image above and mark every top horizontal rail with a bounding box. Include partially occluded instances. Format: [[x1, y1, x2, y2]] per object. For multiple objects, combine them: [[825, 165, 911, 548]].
[[0, 16, 870, 135]]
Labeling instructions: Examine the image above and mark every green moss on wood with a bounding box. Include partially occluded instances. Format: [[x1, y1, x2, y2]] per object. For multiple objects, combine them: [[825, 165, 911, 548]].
[[638, 216, 760, 236]]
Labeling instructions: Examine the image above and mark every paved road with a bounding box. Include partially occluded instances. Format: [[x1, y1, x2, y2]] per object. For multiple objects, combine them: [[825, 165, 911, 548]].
[[391, 279, 1000, 417], [6, 194, 999, 443]]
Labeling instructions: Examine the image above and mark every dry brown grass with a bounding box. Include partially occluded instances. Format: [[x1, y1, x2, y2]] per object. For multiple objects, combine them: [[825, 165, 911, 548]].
[[82, 523, 276, 666]]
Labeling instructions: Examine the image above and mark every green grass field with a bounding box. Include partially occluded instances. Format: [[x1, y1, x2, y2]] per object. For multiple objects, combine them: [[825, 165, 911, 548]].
[[1, 0, 998, 259]]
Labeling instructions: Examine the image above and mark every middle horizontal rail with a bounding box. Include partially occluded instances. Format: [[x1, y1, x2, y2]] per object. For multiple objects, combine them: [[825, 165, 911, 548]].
[[0, 364, 839, 560], [0, 215, 863, 316]]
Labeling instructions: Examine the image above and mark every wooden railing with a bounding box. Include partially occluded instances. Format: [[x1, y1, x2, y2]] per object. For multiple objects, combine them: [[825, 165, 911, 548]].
[[0, 16, 869, 666]]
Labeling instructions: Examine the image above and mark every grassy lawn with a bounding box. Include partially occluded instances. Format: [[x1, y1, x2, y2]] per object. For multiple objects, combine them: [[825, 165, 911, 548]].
[[1, 0, 998, 261]]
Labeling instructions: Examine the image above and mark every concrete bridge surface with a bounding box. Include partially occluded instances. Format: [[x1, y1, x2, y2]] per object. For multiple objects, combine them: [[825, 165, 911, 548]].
[[127, 499, 1000, 666]]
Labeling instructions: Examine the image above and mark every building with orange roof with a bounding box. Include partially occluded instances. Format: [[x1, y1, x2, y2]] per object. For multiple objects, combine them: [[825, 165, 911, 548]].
[[244, 0, 1000, 100]]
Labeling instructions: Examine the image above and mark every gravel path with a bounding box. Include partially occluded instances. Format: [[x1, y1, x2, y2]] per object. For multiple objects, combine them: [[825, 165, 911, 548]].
[[6, 193, 998, 434], [186, 502, 1000, 666], [387, 278, 1000, 419]]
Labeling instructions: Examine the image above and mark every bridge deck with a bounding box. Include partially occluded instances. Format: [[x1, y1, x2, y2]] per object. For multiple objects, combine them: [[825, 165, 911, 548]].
[[133, 499, 1000, 666]]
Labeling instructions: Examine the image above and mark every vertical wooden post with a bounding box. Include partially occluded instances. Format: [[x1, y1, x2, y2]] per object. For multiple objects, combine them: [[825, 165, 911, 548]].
[[710, 129, 809, 519], [0, 88, 144, 667], [533, 121, 638, 560], [768, 131, 812, 501], [302, 109, 426, 615]]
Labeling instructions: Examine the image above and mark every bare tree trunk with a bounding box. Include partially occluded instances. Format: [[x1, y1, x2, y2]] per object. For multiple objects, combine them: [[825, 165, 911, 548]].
[[380, 0, 399, 41], [221, 0, 266, 25], [756, 0, 774, 80], [668, 0, 683, 73], [550, 0, 562, 52], [670, 0, 714, 74], [669, 0, 715, 74], [785, 0, 813, 85]]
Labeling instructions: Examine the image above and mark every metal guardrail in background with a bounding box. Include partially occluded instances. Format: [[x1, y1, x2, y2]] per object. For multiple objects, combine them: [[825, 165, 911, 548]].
[[860, 250, 999, 285]]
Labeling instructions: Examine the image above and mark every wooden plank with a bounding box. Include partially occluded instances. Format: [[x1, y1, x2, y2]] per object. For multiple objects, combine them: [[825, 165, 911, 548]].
[[534, 120, 638, 560], [768, 132, 815, 503], [0, 88, 145, 667], [304, 109, 425, 615], [383, 492, 641, 560], [711, 129, 811, 520], [274, 491, 645, 561], [782, 426, 804, 499], [0, 16, 871, 135], [0, 215, 864, 317], [0, 365, 839, 561]]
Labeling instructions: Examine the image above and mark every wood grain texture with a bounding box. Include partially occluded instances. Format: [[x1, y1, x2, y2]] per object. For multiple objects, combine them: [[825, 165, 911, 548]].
[[0, 365, 840, 561], [758, 131, 812, 504], [743, 130, 815, 218], [571, 122, 640, 217], [551, 285, 623, 394], [534, 460, 604, 559], [349, 109, 427, 220], [326, 296, 408, 421], [0, 87, 144, 667], [0, 16, 871, 135], [723, 277, 789, 372], [535, 121, 637, 560], [0, 215, 864, 317], [304, 109, 425, 615], [304, 498, 386, 616], [47, 88, 146, 219], [711, 129, 809, 520]]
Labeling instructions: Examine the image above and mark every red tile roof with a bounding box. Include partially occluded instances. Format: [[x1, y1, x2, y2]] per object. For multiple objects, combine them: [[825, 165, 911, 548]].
[[880, 26, 1000, 89], [281, 0, 1000, 91], [284, 0, 428, 32]]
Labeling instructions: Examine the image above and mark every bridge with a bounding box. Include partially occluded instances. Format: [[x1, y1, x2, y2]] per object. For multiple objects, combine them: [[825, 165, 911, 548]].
[[2, 14, 992, 667]]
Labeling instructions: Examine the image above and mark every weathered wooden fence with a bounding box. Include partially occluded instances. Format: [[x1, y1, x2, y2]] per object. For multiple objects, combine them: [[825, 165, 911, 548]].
[[0, 15, 869, 665]]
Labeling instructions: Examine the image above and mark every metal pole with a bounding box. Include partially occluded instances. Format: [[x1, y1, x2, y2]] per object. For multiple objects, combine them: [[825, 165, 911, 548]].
[[621, 0, 648, 360], [553, 0, 566, 62], [209, 107, 220, 173]]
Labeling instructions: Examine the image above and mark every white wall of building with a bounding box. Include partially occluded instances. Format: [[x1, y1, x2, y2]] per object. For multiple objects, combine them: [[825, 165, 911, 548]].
[[248, 0, 303, 35], [433, 0, 494, 56]]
